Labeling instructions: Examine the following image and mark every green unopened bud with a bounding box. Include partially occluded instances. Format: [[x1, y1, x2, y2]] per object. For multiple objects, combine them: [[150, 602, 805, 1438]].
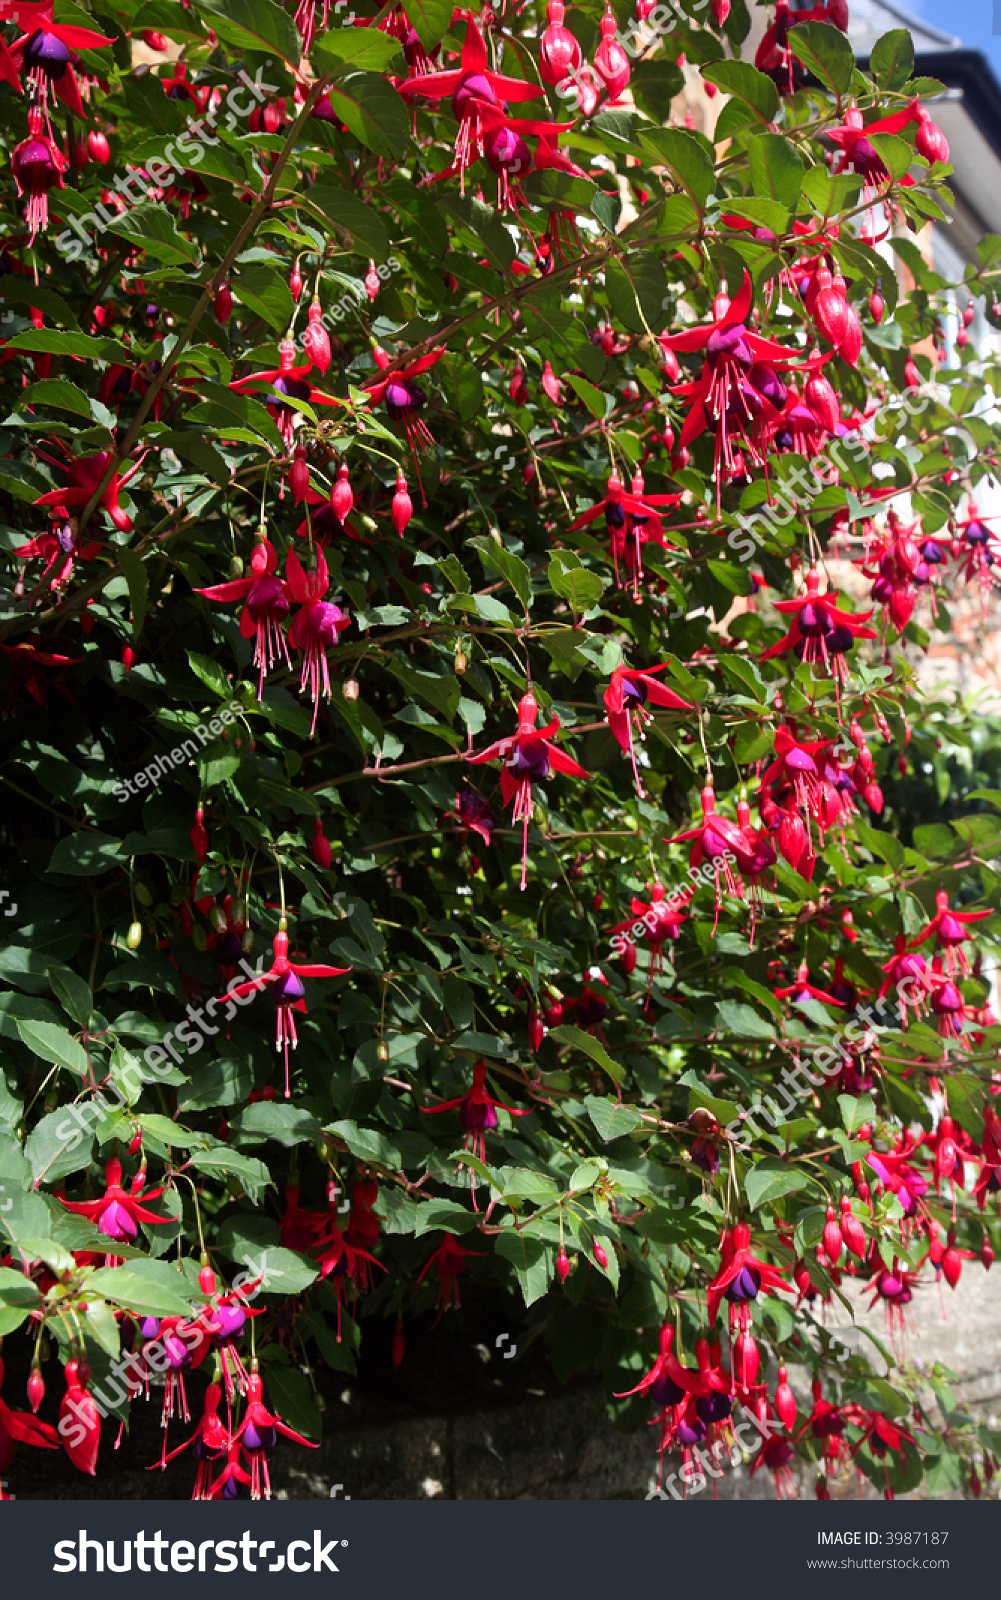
[[126, 921, 142, 950]]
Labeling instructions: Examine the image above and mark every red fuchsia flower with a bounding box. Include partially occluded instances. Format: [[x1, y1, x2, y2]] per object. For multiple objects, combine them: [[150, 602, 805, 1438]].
[[196, 535, 291, 698], [205, 892, 249, 986], [223, 915, 350, 1096], [58, 1157, 165, 1243], [706, 1222, 793, 1330], [666, 783, 751, 933], [361, 345, 447, 506], [60, 1358, 101, 1475], [209, 1440, 253, 1500], [448, 783, 496, 863], [796, 1376, 848, 1471], [866, 1133, 928, 1219], [735, 791, 776, 949], [230, 1366, 318, 1500], [568, 470, 681, 592], [759, 568, 877, 707], [422, 1060, 532, 1202], [398, 18, 543, 193], [0, 635, 81, 717], [660, 272, 822, 509], [294, 488, 365, 547], [755, 0, 848, 95], [415, 1233, 486, 1317], [231, 337, 340, 450], [909, 889, 991, 977], [602, 663, 692, 797], [15, 518, 100, 596], [759, 723, 834, 864], [0, 1353, 59, 1481], [844, 1403, 915, 1494], [285, 544, 350, 735], [344, 1178, 381, 1254], [927, 955, 971, 1043], [33, 443, 144, 531], [7, 3, 113, 124], [609, 881, 690, 1004], [951, 508, 1001, 607], [748, 1397, 798, 1498], [613, 1323, 699, 1486], [278, 1182, 326, 1252], [154, 1380, 228, 1498], [311, 1211, 385, 1338], [467, 690, 587, 890], [773, 961, 845, 1010], [11, 107, 65, 241]]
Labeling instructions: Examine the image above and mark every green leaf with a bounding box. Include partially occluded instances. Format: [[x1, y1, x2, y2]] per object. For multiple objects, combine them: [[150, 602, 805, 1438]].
[[231, 264, 295, 333], [702, 61, 778, 138], [47, 966, 93, 1028], [311, 27, 404, 74], [714, 999, 775, 1041], [467, 535, 532, 610], [548, 553, 604, 620], [47, 832, 123, 876], [564, 373, 607, 421], [414, 1198, 480, 1235], [403, 0, 453, 50], [25, 1107, 98, 1185], [16, 1019, 89, 1079], [305, 185, 391, 259], [637, 127, 715, 212], [493, 1229, 552, 1307], [869, 29, 914, 91], [195, 0, 301, 62], [788, 20, 855, 96], [325, 1118, 402, 1169], [550, 1024, 624, 1084], [325, 74, 410, 160], [117, 544, 149, 640], [86, 1265, 195, 1318], [747, 133, 805, 210], [745, 1161, 808, 1210], [228, 1101, 322, 1146], [19, 379, 94, 420], [584, 1095, 642, 1142], [838, 1093, 875, 1135], [106, 202, 199, 265], [188, 1146, 274, 1202]]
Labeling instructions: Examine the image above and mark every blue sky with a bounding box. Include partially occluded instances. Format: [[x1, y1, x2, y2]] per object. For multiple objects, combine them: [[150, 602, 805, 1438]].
[[905, 0, 1001, 78]]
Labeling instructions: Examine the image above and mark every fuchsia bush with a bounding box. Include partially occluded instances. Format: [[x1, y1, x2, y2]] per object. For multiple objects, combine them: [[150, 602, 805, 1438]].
[[1, 0, 1001, 1503]]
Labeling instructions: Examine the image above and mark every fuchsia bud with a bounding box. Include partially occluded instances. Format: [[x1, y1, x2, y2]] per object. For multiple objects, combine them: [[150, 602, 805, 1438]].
[[198, 1264, 217, 1294], [556, 1247, 570, 1284], [804, 371, 840, 433], [542, 360, 561, 404], [982, 1240, 994, 1271], [290, 262, 303, 301], [303, 299, 331, 376], [594, 2, 630, 98], [290, 446, 309, 504], [189, 805, 208, 861], [510, 364, 528, 405], [620, 937, 637, 976], [915, 109, 948, 164], [332, 463, 353, 521], [823, 1204, 843, 1266], [840, 1196, 866, 1260], [215, 280, 232, 323], [539, 0, 581, 89], [903, 356, 921, 390], [529, 1010, 545, 1051], [592, 1238, 609, 1270], [128, 1128, 141, 1155], [365, 260, 381, 302], [733, 1330, 759, 1387], [869, 283, 885, 324], [61, 1360, 100, 1475], [88, 129, 110, 164], [963, 301, 975, 327], [73, 136, 89, 168], [121, 644, 135, 671], [774, 1364, 796, 1431], [711, 0, 730, 23], [392, 471, 413, 538], [312, 815, 332, 870], [942, 1231, 963, 1290], [27, 1366, 45, 1413]]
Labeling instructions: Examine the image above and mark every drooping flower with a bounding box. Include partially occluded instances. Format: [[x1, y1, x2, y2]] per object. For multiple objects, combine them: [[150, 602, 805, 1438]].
[[602, 662, 692, 797], [33, 443, 145, 531], [196, 535, 291, 697], [230, 337, 340, 449], [467, 690, 587, 890], [152, 1380, 228, 1498], [229, 1367, 318, 1500], [58, 1156, 165, 1243], [286, 544, 350, 735], [705, 1221, 793, 1328], [8, 4, 113, 124], [568, 469, 681, 593], [759, 568, 876, 703], [221, 915, 350, 1096], [398, 19, 543, 193], [613, 1323, 699, 1487], [362, 346, 447, 505], [415, 1233, 486, 1315], [666, 783, 751, 932], [11, 108, 65, 242], [0, 637, 81, 715], [422, 1059, 532, 1201], [909, 889, 991, 976]]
